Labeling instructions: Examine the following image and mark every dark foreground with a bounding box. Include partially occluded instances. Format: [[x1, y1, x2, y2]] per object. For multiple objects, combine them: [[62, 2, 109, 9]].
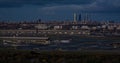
[[0, 48, 120, 63]]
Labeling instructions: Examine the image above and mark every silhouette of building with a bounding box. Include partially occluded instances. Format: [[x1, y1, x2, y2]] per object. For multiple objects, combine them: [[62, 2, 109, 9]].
[[78, 14, 81, 21]]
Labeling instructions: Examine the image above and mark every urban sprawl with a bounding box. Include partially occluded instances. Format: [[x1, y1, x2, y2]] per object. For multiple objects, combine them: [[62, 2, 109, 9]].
[[0, 13, 120, 37]]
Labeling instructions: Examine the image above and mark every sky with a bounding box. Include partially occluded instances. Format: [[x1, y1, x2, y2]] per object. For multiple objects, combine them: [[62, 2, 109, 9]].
[[0, 0, 120, 22]]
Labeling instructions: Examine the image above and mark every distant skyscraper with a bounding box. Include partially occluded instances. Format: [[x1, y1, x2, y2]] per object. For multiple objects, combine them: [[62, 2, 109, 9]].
[[78, 14, 81, 21], [74, 13, 77, 22], [85, 13, 88, 21]]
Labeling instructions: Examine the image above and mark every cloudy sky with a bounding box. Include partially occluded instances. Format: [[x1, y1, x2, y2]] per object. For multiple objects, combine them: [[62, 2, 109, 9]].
[[0, 0, 120, 22]]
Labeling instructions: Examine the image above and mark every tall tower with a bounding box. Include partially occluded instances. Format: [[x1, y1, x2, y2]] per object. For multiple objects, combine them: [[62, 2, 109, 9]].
[[74, 13, 77, 23], [85, 13, 88, 21], [78, 14, 81, 21]]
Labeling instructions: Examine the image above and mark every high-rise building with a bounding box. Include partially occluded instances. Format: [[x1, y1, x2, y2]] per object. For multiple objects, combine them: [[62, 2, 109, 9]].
[[85, 13, 88, 21], [78, 14, 81, 21], [74, 13, 77, 22]]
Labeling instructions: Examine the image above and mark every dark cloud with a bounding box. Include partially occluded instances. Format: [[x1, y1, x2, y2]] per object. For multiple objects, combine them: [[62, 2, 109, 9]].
[[92, 0, 120, 13], [0, 0, 120, 13], [66, 0, 120, 13], [0, 0, 95, 8], [39, 0, 120, 13], [0, 0, 120, 21]]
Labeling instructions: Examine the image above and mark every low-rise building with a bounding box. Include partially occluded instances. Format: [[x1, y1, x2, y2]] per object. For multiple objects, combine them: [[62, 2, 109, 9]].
[[35, 24, 48, 30]]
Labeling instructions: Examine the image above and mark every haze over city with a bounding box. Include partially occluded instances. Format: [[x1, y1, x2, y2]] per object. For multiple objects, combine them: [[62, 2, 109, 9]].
[[0, 0, 120, 22]]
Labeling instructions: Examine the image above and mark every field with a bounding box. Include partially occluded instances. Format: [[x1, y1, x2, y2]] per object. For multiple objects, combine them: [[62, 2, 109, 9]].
[[0, 35, 120, 63]]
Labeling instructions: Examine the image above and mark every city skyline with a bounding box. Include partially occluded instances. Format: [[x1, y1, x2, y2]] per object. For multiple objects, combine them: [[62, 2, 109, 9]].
[[0, 0, 120, 22]]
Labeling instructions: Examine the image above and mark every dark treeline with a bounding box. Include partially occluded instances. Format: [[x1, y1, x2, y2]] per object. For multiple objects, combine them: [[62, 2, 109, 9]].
[[0, 49, 120, 63]]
